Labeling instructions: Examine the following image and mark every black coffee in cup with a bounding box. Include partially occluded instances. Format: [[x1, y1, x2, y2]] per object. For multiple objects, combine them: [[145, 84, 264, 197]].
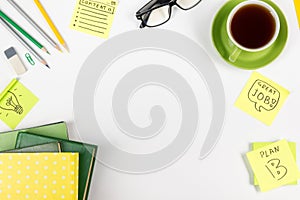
[[230, 4, 276, 49]]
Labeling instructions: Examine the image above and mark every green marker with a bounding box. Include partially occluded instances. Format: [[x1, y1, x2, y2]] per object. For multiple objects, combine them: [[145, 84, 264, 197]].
[[0, 9, 49, 54]]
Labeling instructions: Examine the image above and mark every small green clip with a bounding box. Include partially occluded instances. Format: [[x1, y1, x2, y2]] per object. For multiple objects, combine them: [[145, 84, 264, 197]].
[[25, 53, 35, 65]]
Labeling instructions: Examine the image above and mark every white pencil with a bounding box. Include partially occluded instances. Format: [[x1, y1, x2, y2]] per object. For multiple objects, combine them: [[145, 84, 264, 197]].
[[7, 0, 61, 52]]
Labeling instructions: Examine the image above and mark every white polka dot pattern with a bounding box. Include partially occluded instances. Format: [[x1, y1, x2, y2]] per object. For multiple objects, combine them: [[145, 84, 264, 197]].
[[0, 153, 79, 200]]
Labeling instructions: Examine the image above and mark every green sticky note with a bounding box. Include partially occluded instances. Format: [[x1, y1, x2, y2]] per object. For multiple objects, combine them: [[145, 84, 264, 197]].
[[0, 79, 38, 129], [252, 141, 297, 185]]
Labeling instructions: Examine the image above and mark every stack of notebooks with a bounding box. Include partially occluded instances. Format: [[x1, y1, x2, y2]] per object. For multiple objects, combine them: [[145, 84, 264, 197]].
[[0, 122, 98, 200]]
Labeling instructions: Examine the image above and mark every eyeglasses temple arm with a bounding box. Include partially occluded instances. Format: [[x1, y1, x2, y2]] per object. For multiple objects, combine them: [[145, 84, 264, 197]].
[[136, 0, 160, 15]]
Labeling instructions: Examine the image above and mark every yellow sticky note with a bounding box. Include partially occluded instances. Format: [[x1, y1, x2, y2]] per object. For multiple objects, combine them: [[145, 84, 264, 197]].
[[0, 153, 79, 200], [235, 72, 289, 125], [70, 0, 118, 38], [246, 139, 299, 192], [252, 141, 297, 185], [294, 0, 300, 28], [0, 79, 39, 129]]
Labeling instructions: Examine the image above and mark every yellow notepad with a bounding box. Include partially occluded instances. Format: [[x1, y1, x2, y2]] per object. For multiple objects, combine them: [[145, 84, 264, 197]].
[[252, 141, 297, 186], [70, 0, 118, 38], [0, 153, 79, 200], [246, 140, 300, 192]]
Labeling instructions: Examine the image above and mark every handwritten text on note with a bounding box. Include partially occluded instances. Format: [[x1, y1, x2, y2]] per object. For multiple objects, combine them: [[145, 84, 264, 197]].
[[70, 0, 118, 38]]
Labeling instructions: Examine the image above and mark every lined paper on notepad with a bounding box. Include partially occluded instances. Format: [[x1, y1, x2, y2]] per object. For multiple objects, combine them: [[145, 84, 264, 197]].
[[70, 0, 118, 38]]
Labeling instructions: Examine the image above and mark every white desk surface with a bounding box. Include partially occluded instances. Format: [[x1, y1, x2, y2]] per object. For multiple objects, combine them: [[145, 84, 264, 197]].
[[1, 0, 300, 199]]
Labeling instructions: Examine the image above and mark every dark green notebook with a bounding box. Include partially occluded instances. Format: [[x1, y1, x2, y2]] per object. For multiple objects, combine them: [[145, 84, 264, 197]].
[[5, 142, 61, 153], [16, 132, 97, 200], [0, 121, 68, 151]]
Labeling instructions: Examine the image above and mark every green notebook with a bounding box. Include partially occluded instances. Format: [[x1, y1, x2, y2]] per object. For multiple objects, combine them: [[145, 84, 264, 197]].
[[0, 121, 68, 151], [16, 132, 98, 200], [5, 141, 61, 153]]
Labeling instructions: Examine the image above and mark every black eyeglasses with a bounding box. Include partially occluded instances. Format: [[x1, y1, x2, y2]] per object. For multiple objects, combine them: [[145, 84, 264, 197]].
[[136, 0, 202, 28]]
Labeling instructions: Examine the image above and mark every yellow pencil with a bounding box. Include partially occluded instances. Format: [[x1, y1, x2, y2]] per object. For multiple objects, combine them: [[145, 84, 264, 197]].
[[294, 0, 300, 28], [34, 0, 69, 52]]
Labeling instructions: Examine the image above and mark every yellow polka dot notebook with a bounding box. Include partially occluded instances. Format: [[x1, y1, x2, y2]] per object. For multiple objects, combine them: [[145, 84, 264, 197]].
[[0, 153, 79, 200]]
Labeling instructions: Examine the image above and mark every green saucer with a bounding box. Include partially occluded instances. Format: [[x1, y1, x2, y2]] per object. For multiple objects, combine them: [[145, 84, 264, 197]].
[[212, 0, 288, 69]]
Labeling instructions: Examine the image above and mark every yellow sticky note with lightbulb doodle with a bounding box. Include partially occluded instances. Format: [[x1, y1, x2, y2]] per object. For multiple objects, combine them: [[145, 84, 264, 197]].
[[0, 79, 38, 129], [235, 72, 289, 125]]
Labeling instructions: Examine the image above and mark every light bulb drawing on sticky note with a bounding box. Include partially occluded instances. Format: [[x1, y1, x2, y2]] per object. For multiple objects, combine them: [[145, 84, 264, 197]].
[[0, 90, 23, 115], [248, 79, 280, 112], [0, 79, 38, 129]]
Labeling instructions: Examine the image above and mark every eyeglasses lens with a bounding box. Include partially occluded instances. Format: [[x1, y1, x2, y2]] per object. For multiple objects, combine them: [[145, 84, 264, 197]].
[[143, 5, 170, 27], [176, 0, 201, 9]]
